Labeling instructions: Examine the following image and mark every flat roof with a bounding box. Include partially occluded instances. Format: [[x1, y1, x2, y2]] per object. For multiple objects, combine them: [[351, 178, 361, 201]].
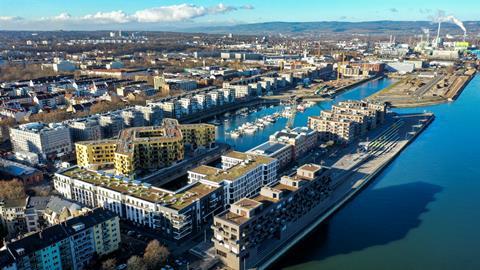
[[190, 152, 275, 183], [299, 164, 323, 173], [234, 198, 262, 210], [59, 166, 219, 211], [247, 141, 290, 156], [222, 211, 249, 225]]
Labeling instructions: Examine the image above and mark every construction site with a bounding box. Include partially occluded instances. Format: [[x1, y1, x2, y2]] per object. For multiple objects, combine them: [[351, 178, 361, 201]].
[[368, 68, 476, 107]]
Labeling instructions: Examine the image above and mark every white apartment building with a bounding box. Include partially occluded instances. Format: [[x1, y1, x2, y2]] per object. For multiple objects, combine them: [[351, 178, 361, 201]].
[[99, 114, 124, 138], [188, 151, 278, 204], [10, 122, 73, 160], [193, 94, 212, 111], [54, 167, 224, 241], [68, 119, 103, 142], [179, 98, 192, 116], [221, 88, 236, 103], [208, 91, 224, 107], [229, 85, 252, 99], [309, 116, 356, 144]]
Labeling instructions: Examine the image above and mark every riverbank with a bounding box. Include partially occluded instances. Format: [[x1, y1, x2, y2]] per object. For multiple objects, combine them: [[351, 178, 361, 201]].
[[275, 75, 480, 270], [264, 75, 382, 101], [262, 113, 434, 270], [180, 97, 280, 124]]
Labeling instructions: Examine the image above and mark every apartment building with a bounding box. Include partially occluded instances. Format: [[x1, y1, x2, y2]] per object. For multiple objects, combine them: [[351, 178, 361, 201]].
[[10, 122, 72, 160], [212, 164, 332, 270], [0, 196, 89, 241], [68, 119, 103, 142], [334, 100, 386, 129], [120, 109, 144, 128], [75, 119, 215, 175], [193, 94, 212, 111], [157, 101, 181, 119], [228, 85, 252, 99], [4, 208, 120, 270], [308, 115, 356, 144], [54, 167, 223, 241], [320, 110, 367, 137], [188, 151, 278, 205], [308, 101, 386, 144], [0, 199, 28, 240], [246, 142, 293, 169], [269, 127, 318, 159], [99, 114, 124, 138], [134, 104, 163, 126], [153, 76, 197, 95]]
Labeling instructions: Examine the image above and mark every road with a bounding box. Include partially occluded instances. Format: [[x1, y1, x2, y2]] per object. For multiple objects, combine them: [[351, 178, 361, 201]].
[[414, 75, 445, 97]]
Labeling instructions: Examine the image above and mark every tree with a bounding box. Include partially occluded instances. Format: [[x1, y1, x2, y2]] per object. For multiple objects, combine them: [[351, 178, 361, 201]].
[[0, 117, 15, 127], [127, 256, 146, 270], [0, 179, 26, 200], [143, 240, 170, 270], [102, 258, 117, 270]]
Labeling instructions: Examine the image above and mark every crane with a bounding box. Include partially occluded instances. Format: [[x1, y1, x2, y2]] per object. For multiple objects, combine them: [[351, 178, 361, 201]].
[[336, 53, 345, 82], [285, 97, 297, 130]]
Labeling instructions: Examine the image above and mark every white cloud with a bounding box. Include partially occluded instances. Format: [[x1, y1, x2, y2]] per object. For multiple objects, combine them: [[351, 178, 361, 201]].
[[33, 3, 253, 25], [208, 3, 237, 14], [82, 10, 130, 24], [0, 16, 23, 21], [133, 4, 208, 23], [51, 12, 72, 21]]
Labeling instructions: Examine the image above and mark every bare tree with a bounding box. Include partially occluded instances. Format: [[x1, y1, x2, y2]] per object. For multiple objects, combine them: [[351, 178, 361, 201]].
[[0, 179, 26, 200], [143, 240, 170, 270], [127, 256, 146, 270], [102, 258, 117, 270]]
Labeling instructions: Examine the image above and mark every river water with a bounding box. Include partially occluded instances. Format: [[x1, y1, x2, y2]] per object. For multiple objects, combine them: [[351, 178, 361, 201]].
[[216, 75, 480, 270], [271, 75, 480, 270]]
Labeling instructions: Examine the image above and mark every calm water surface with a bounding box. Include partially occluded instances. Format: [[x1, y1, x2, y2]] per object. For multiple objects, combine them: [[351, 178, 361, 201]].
[[273, 75, 480, 270]]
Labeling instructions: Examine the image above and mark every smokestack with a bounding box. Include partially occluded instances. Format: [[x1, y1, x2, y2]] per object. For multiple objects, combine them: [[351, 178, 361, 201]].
[[436, 21, 442, 46], [432, 11, 467, 44]]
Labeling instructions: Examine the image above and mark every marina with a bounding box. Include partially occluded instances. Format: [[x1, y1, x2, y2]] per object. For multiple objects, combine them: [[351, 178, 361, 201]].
[[215, 77, 396, 151]]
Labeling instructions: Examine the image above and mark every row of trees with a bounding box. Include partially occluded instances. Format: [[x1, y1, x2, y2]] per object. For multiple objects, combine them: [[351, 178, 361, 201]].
[[102, 240, 170, 270], [0, 63, 60, 82]]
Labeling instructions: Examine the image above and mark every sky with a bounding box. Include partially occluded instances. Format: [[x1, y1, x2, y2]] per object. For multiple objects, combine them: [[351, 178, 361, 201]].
[[0, 0, 478, 31]]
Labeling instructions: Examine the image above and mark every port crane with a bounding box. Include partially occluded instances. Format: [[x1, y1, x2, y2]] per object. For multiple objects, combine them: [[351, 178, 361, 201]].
[[337, 52, 345, 82], [285, 97, 297, 130]]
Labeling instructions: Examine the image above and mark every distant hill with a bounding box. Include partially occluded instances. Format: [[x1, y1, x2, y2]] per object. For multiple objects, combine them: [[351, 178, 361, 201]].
[[184, 21, 480, 36]]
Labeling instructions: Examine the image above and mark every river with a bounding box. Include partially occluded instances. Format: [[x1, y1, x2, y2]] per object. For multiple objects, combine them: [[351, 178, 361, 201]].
[[216, 74, 480, 270], [269, 75, 480, 270]]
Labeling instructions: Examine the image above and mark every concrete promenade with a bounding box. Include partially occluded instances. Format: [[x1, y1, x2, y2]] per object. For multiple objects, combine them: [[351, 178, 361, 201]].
[[256, 113, 434, 270]]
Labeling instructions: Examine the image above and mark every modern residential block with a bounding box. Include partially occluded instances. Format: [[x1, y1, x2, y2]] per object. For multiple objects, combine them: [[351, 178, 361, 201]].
[[212, 164, 332, 270]]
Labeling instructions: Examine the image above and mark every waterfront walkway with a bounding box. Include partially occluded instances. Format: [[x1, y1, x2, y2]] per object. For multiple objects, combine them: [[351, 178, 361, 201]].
[[256, 113, 434, 269]]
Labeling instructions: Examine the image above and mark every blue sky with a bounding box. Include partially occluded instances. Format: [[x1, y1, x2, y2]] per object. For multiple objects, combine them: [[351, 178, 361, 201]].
[[0, 0, 477, 30]]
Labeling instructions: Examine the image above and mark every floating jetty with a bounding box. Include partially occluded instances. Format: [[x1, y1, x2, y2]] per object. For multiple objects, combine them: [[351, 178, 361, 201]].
[[226, 101, 314, 138], [227, 113, 280, 138]]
